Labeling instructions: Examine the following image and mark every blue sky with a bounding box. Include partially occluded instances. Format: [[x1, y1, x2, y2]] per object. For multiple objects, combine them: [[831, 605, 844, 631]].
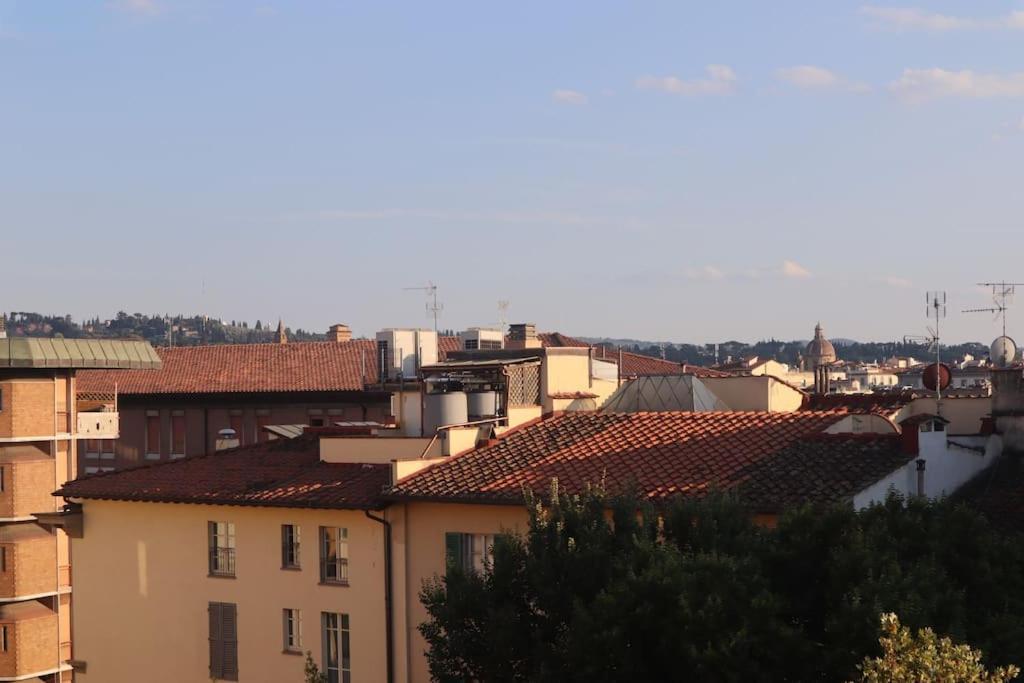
[[2, 1, 1023, 343]]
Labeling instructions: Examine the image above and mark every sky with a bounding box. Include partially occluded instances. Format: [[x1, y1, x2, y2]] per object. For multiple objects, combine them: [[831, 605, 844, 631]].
[[2, 1, 1024, 344]]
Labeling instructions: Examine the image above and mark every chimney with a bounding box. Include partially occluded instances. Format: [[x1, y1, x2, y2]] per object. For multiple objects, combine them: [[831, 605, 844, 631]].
[[901, 422, 920, 456], [276, 319, 288, 345], [507, 323, 541, 350], [0, 313, 6, 340], [329, 324, 352, 343]]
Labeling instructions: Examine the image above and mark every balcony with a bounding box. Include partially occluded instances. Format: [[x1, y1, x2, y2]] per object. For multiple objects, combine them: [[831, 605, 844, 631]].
[[76, 411, 119, 440], [0, 601, 61, 680], [0, 524, 59, 600]]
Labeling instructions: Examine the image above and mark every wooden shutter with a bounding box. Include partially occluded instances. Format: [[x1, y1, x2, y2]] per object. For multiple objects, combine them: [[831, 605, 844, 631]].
[[209, 603, 223, 678], [209, 602, 238, 680]]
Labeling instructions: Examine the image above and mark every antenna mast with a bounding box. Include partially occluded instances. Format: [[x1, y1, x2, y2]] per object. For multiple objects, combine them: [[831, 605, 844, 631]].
[[963, 281, 1024, 338], [403, 281, 443, 333], [927, 291, 946, 404], [497, 300, 510, 335]]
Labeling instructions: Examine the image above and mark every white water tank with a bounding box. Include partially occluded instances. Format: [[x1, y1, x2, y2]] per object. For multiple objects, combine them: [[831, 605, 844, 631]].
[[424, 392, 469, 434], [467, 391, 499, 419]]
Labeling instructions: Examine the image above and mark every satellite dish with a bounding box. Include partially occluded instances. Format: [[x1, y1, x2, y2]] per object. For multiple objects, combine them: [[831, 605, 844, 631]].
[[922, 363, 952, 392], [991, 336, 1018, 368]]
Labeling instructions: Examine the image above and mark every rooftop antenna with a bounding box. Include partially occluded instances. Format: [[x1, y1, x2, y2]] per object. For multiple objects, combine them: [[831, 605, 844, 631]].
[[403, 281, 443, 333], [497, 300, 510, 335], [904, 291, 947, 404], [963, 281, 1024, 339]]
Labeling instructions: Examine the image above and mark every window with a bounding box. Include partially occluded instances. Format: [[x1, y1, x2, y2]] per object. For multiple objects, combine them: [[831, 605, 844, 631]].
[[321, 612, 351, 683], [445, 532, 495, 575], [171, 411, 186, 458], [0, 466, 5, 492], [84, 439, 100, 459], [256, 412, 272, 443], [0, 547, 6, 572], [1, 626, 7, 653], [100, 439, 115, 460], [281, 525, 300, 569], [208, 602, 238, 680], [308, 409, 325, 428], [283, 608, 302, 652], [208, 522, 236, 576], [145, 411, 161, 460], [319, 527, 348, 584], [229, 412, 245, 446]]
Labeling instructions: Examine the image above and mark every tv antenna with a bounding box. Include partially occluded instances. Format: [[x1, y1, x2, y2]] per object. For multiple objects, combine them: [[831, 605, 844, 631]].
[[497, 300, 510, 334], [403, 281, 443, 333], [902, 290, 947, 401], [963, 282, 1024, 338]]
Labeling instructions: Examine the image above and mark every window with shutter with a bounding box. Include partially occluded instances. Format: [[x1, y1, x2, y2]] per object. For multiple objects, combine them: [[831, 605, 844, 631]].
[[209, 602, 238, 680], [145, 412, 161, 459]]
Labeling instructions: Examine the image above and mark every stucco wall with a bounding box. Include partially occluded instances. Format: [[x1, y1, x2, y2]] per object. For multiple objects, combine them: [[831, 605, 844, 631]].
[[391, 501, 529, 683], [71, 500, 388, 683]]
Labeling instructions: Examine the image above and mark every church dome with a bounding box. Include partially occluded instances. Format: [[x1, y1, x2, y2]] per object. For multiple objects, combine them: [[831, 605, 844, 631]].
[[805, 323, 837, 367]]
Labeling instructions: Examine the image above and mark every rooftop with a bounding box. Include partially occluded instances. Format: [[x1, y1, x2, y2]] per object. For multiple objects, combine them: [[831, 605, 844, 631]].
[[56, 435, 389, 510], [592, 346, 730, 378], [388, 410, 905, 510], [0, 338, 160, 370]]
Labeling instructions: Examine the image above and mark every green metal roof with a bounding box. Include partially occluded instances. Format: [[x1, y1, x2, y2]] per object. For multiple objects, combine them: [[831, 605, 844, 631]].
[[0, 338, 162, 369]]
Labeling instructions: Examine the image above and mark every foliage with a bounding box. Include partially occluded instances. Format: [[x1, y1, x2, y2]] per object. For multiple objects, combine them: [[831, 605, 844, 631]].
[[419, 490, 1024, 682], [856, 613, 1020, 683], [303, 651, 326, 683]]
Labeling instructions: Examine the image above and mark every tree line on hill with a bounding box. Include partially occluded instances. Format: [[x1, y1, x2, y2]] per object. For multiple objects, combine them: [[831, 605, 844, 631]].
[[419, 489, 1023, 682]]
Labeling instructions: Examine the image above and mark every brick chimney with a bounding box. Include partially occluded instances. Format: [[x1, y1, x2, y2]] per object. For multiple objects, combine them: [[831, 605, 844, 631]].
[[276, 319, 287, 345], [507, 323, 541, 350], [329, 324, 352, 343]]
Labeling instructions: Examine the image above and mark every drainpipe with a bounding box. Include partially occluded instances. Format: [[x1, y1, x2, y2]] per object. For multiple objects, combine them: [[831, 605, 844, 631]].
[[364, 510, 394, 683], [916, 459, 926, 498]]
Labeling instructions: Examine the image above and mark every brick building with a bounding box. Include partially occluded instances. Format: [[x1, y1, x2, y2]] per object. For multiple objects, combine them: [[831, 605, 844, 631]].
[[0, 336, 159, 682]]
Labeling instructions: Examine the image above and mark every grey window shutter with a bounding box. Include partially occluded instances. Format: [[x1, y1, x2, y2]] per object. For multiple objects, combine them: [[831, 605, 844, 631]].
[[222, 603, 238, 680], [209, 603, 223, 679]]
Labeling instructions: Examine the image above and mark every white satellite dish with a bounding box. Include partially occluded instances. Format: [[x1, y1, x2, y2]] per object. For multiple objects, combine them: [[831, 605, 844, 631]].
[[990, 335, 1018, 368]]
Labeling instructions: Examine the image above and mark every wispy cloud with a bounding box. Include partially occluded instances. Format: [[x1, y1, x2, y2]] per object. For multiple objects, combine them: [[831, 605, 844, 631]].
[[861, 5, 1024, 31], [635, 65, 737, 96], [684, 265, 726, 281], [890, 68, 1024, 101], [108, 0, 161, 16], [781, 260, 812, 279], [552, 89, 588, 106], [775, 65, 870, 93], [882, 276, 913, 288]]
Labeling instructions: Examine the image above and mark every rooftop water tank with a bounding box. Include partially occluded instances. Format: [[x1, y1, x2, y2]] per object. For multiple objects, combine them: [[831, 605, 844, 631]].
[[467, 391, 499, 419], [424, 392, 469, 435]]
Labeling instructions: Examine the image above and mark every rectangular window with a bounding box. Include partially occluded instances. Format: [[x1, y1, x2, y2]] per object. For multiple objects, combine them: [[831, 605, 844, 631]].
[[0, 547, 6, 572], [171, 412, 187, 458], [84, 439, 100, 459], [1, 626, 7, 653], [281, 525, 301, 569], [308, 409, 325, 428], [100, 439, 115, 460], [208, 522, 236, 577], [229, 413, 245, 446], [209, 602, 238, 680], [445, 532, 495, 575], [145, 411, 161, 460], [319, 527, 349, 584], [283, 608, 302, 652], [256, 412, 272, 443], [0, 466, 5, 492], [321, 612, 351, 683]]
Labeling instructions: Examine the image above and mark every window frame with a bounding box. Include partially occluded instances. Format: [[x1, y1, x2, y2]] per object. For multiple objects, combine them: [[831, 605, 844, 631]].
[[208, 521, 236, 577], [170, 410, 187, 459], [319, 526, 349, 585], [321, 612, 351, 683], [144, 410, 161, 460], [445, 532, 496, 575], [283, 608, 302, 653], [208, 601, 238, 680], [281, 524, 301, 570]]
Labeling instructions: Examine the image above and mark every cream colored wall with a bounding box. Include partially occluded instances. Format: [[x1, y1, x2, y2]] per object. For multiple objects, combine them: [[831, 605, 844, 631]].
[[71, 500, 388, 683], [590, 376, 619, 409], [824, 414, 897, 434], [701, 376, 804, 412], [540, 352, 591, 413], [320, 436, 435, 464], [897, 396, 992, 435], [505, 406, 542, 429], [767, 378, 805, 412], [391, 502, 529, 683]]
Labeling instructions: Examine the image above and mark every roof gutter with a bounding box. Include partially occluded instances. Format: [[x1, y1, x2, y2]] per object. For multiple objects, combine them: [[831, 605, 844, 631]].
[[364, 510, 394, 683]]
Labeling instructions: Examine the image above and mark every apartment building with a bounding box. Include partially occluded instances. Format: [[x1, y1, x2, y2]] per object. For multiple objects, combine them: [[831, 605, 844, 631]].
[[0, 336, 159, 682]]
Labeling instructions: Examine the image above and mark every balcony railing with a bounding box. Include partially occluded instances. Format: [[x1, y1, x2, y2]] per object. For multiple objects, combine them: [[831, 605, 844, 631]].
[[76, 412, 119, 440]]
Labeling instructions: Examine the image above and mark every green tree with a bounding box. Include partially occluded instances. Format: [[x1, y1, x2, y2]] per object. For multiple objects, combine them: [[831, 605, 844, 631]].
[[303, 651, 326, 683], [856, 613, 1019, 683]]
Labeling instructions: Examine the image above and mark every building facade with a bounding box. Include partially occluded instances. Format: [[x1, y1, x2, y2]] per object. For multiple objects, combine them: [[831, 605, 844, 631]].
[[0, 337, 159, 682]]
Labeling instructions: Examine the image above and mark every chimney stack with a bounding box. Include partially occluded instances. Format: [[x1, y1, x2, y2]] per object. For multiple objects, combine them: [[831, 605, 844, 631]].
[[506, 323, 541, 350], [329, 324, 352, 343], [276, 319, 288, 345], [0, 313, 6, 340]]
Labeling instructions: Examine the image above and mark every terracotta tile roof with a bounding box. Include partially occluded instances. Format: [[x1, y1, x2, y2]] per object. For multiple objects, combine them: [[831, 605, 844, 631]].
[[388, 411, 893, 510], [735, 434, 911, 512], [802, 390, 918, 416], [549, 391, 599, 399], [76, 340, 380, 395], [74, 331, 599, 396], [56, 435, 389, 510], [591, 346, 730, 378], [537, 332, 589, 348]]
